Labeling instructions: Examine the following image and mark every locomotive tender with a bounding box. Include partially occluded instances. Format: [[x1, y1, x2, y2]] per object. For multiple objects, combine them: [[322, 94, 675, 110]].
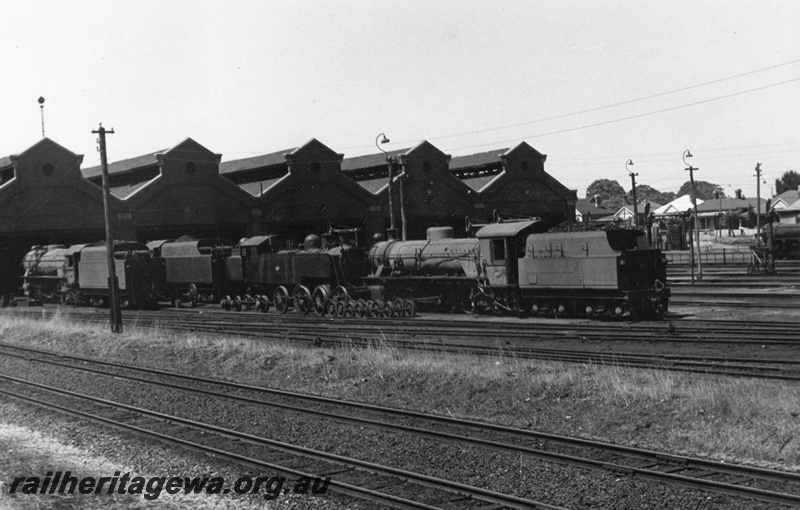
[[366, 220, 669, 318], [21, 242, 165, 308]]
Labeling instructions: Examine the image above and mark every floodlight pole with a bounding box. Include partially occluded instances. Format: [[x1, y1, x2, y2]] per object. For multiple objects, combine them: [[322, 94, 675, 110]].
[[38, 97, 46, 137], [626, 159, 638, 227], [683, 150, 702, 281], [376, 133, 397, 238], [93, 123, 122, 333]]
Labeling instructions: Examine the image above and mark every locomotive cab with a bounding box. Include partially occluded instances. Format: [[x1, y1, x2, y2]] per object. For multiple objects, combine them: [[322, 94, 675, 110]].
[[476, 220, 544, 289]]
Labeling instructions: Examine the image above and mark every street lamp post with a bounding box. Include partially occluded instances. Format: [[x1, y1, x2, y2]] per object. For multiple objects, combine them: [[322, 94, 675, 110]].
[[375, 133, 396, 239], [626, 159, 638, 227], [683, 150, 702, 281]]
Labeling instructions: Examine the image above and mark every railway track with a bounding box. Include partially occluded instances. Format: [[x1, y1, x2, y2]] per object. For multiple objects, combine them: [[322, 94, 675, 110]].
[[2, 343, 799, 507], [2, 307, 800, 381]]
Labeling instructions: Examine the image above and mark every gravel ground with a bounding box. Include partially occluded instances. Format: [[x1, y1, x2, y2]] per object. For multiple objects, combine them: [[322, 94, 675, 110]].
[[0, 351, 781, 510]]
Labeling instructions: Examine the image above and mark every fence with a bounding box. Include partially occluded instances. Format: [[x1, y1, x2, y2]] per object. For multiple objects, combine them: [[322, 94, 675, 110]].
[[664, 249, 751, 265]]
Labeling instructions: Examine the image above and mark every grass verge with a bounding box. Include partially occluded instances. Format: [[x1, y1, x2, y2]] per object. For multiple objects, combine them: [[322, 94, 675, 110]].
[[1, 313, 798, 469]]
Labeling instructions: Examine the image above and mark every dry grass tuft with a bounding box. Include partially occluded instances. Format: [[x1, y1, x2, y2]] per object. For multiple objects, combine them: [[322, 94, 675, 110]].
[[1, 314, 798, 468]]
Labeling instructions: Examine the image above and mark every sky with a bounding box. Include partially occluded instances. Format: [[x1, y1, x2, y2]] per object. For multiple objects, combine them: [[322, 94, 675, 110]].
[[2, 0, 800, 200]]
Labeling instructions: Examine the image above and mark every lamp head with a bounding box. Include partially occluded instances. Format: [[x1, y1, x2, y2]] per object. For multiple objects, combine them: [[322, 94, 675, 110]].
[[38, 96, 45, 105], [684, 150, 693, 159]]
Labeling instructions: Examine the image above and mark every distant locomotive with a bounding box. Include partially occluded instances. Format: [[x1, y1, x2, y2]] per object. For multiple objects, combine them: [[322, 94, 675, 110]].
[[21, 242, 165, 308], [218, 232, 373, 315], [765, 223, 800, 259], [364, 221, 669, 318]]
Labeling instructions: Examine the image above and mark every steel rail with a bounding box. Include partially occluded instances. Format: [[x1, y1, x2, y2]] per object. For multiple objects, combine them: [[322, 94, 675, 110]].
[[4, 307, 800, 345], [3, 312, 800, 380], [2, 343, 799, 507], [0, 374, 564, 510]]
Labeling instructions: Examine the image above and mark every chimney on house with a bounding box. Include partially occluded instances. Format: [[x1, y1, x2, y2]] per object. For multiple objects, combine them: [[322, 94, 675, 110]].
[[593, 194, 601, 207], [735, 189, 744, 199]]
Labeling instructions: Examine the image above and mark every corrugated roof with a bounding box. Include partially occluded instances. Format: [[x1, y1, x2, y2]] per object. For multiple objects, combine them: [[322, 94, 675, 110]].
[[449, 148, 508, 170], [239, 177, 286, 197], [219, 149, 293, 175], [341, 149, 408, 172], [82, 150, 164, 179]]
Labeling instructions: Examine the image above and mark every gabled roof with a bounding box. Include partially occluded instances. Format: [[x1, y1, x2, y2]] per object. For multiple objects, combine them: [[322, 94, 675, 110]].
[[218, 148, 293, 175], [653, 195, 703, 215], [340, 149, 408, 172], [449, 148, 508, 170], [82, 150, 164, 179], [780, 198, 800, 213], [774, 188, 800, 203]]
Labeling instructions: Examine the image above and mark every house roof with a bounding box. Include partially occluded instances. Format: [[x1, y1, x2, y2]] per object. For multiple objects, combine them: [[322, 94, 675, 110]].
[[575, 198, 615, 218], [218, 149, 293, 175], [695, 197, 767, 212], [653, 195, 703, 216], [780, 198, 800, 213], [774, 188, 800, 203]]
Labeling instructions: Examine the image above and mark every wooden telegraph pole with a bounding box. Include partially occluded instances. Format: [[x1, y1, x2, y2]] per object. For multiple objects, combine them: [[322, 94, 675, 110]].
[[93, 124, 122, 333]]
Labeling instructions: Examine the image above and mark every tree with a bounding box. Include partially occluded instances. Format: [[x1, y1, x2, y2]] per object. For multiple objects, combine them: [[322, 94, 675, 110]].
[[627, 184, 676, 206], [586, 179, 625, 209], [775, 170, 800, 195], [676, 180, 723, 201]]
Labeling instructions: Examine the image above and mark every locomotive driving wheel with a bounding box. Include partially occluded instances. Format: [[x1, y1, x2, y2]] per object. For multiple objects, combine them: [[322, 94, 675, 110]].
[[311, 286, 329, 317], [273, 286, 290, 314], [293, 285, 312, 315]]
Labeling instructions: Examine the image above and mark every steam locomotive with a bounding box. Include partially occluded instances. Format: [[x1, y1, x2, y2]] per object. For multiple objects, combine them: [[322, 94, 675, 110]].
[[13, 220, 669, 319], [20, 242, 165, 308], [365, 221, 669, 318]]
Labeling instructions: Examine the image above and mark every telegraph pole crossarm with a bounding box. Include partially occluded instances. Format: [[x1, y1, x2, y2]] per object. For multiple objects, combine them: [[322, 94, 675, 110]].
[[92, 123, 122, 333]]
